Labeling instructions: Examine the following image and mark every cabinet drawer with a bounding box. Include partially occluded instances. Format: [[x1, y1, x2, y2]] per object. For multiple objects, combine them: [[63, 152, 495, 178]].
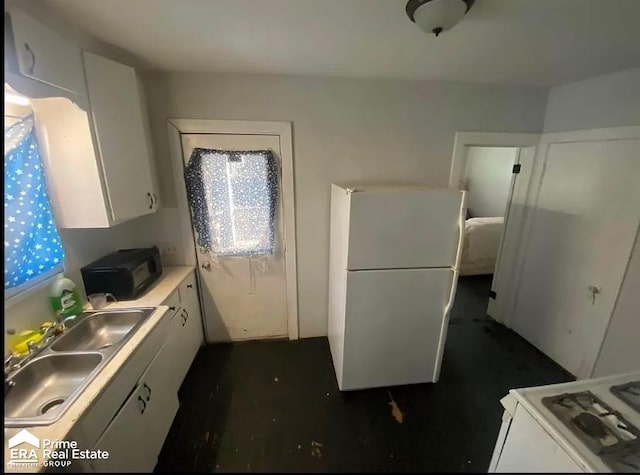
[[163, 289, 180, 315], [77, 308, 171, 448], [178, 272, 198, 303]]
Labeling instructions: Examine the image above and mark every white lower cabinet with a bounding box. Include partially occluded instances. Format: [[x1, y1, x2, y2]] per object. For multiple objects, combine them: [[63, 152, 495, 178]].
[[91, 344, 178, 473], [76, 271, 204, 473], [163, 274, 204, 395]]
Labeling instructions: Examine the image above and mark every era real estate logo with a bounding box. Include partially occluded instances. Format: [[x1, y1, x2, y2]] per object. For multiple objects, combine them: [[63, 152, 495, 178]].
[[7, 429, 109, 470], [8, 429, 40, 469]]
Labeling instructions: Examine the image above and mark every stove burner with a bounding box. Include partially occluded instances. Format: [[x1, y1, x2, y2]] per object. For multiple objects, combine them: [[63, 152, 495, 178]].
[[542, 390, 640, 472], [574, 412, 608, 438], [611, 381, 640, 414]]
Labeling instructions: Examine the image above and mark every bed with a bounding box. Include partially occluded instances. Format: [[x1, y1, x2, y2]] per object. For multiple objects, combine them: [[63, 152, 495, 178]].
[[459, 216, 504, 276]]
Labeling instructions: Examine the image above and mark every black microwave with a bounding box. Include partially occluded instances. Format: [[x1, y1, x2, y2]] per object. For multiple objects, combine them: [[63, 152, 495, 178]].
[[81, 247, 163, 300]]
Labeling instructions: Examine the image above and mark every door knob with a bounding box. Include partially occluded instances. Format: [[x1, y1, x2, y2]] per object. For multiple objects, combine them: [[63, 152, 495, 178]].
[[588, 285, 601, 305], [201, 261, 211, 270]]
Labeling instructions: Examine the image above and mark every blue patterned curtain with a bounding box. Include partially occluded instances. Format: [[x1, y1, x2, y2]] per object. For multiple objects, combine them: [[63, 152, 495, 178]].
[[184, 148, 279, 257], [4, 114, 65, 290]]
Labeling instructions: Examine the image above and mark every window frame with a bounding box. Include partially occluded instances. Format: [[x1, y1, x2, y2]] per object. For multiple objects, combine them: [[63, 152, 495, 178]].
[[4, 267, 64, 308]]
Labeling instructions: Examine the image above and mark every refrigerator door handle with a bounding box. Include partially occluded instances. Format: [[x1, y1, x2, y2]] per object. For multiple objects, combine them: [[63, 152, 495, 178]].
[[433, 193, 466, 382], [453, 191, 467, 271], [433, 268, 460, 382]]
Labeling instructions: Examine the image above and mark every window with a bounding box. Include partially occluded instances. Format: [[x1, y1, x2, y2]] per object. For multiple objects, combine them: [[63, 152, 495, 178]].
[[4, 114, 65, 297], [184, 148, 279, 257]]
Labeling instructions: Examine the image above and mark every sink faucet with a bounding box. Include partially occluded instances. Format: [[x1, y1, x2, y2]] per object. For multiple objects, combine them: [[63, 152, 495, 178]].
[[4, 340, 39, 392], [4, 313, 78, 386]]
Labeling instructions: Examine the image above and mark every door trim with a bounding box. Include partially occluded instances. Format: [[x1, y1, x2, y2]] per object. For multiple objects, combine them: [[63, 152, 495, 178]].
[[448, 132, 541, 189], [448, 132, 540, 324], [167, 119, 299, 340]]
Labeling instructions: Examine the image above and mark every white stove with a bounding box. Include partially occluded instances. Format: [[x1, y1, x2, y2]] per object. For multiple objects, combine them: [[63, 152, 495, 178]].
[[489, 372, 640, 473]]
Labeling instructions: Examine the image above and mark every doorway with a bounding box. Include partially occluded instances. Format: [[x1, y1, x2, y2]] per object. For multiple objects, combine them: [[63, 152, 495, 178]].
[[449, 132, 540, 324], [168, 120, 299, 343]]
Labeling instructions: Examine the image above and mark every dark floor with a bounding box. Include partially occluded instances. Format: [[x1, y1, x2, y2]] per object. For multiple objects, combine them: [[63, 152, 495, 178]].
[[155, 275, 572, 473]]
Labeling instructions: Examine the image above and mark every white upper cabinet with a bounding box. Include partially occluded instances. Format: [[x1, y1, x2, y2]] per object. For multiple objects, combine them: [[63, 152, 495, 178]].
[[8, 8, 87, 95], [8, 8, 159, 228], [83, 52, 158, 223], [32, 52, 160, 228]]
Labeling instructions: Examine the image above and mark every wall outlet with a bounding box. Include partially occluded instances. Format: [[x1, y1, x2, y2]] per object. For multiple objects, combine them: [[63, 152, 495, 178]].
[[161, 243, 178, 256]]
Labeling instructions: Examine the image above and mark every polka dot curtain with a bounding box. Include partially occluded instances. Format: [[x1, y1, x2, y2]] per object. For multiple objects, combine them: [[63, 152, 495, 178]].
[[184, 148, 279, 257], [4, 114, 64, 290]]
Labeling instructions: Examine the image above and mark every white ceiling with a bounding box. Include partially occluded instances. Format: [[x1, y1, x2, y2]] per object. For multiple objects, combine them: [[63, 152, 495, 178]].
[[39, 0, 640, 86]]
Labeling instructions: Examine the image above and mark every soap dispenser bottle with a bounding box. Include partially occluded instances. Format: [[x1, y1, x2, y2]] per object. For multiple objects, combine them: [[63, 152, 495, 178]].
[[50, 274, 83, 318]]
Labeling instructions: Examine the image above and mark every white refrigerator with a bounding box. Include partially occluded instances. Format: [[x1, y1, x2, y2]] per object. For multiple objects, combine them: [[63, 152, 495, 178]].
[[328, 184, 466, 390]]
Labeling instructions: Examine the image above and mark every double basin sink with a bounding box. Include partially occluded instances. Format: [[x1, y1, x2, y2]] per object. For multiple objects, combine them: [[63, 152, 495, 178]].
[[4, 308, 155, 427]]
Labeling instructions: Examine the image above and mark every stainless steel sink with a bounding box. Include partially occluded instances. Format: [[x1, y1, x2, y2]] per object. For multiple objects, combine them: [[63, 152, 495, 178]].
[[51, 310, 150, 352], [4, 307, 156, 427], [5, 353, 102, 425]]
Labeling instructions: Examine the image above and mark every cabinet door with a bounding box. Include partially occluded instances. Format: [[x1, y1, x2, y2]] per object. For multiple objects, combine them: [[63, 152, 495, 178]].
[[163, 309, 190, 395], [91, 384, 149, 472], [9, 8, 87, 95], [180, 280, 204, 370], [83, 52, 157, 224], [138, 342, 180, 470], [161, 277, 204, 396], [92, 344, 179, 473]]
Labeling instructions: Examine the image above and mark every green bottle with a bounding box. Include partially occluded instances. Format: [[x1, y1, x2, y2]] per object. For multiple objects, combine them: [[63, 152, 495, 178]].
[[50, 274, 83, 318]]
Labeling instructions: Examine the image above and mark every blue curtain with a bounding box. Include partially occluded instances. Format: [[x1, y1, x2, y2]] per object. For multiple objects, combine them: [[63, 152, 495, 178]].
[[4, 114, 65, 290], [184, 148, 279, 257]]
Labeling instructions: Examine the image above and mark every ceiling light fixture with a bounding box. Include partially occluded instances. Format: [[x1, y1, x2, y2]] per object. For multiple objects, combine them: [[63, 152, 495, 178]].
[[5, 92, 30, 106], [406, 0, 475, 37]]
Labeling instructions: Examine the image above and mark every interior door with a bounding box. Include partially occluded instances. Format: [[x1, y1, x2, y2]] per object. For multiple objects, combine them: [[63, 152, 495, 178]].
[[487, 146, 536, 323], [181, 134, 288, 342], [510, 137, 640, 378]]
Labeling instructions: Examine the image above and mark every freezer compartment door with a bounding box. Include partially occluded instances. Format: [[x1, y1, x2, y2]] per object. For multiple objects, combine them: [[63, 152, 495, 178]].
[[347, 188, 464, 270], [341, 267, 455, 390]]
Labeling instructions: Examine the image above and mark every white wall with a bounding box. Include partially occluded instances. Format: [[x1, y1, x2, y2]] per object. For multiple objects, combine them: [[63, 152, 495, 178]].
[[543, 67, 640, 133], [463, 147, 518, 217], [143, 72, 549, 337], [541, 67, 640, 377]]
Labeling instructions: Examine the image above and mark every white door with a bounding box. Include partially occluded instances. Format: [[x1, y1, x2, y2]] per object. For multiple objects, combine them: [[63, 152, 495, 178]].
[[510, 136, 640, 378], [181, 134, 288, 342], [341, 268, 455, 390], [346, 188, 464, 270], [488, 146, 536, 322]]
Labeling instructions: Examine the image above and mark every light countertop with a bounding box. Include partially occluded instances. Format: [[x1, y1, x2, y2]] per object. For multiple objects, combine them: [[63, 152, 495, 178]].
[[4, 266, 195, 473], [83, 265, 195, 310]]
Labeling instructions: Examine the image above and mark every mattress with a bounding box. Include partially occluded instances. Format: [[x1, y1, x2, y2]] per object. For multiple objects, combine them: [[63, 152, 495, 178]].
[[459, 217, 504, 276]]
